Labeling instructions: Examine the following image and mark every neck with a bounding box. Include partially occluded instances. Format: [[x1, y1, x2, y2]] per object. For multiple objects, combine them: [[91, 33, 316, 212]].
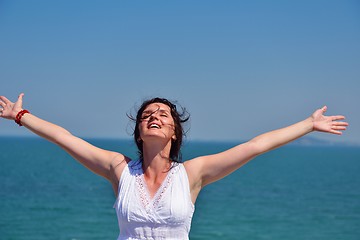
[[141, 140, 172, 174]]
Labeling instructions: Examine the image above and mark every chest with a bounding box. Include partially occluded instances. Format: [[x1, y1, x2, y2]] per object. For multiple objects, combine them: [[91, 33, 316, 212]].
[[115, 166, 194, 225]]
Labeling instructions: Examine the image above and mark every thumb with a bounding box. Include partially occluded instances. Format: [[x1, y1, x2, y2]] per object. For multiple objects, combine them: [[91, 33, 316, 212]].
[[15, 93, 25, 108], [321, 105, 327, 113], [18, 93, 24, 100]]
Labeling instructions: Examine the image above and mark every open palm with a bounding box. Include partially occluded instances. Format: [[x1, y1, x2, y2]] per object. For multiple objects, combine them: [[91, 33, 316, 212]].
[[0, 93, 24, 120], [312, 106, 348, 135]]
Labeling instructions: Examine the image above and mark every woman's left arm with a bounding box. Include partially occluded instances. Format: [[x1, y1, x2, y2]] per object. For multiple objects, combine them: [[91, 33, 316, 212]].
[[186, 106, 348, 189], [241, 106, 348, 155]]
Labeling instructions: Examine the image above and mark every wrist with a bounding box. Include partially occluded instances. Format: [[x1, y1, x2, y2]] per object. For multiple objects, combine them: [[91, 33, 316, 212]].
[[305, 116, 315, 132], [11, 109, 23, 120], [15, 109, 30, 126]]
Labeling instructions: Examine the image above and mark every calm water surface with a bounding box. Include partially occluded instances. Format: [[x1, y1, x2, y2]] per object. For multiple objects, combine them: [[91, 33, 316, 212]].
[[0, 137, 359, 239]]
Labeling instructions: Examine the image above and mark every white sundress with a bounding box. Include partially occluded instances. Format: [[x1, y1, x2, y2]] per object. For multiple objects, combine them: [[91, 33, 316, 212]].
[[114, 159, 195, 240]]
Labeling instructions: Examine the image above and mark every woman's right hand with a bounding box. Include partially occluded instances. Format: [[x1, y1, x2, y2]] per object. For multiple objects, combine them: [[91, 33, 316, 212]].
[[0, 93, 126, 185], [0, 93, 24, 120]]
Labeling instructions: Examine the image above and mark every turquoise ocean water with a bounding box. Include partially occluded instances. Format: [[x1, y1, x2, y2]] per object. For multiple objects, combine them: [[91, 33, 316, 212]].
[[0, 137, 359, 240]]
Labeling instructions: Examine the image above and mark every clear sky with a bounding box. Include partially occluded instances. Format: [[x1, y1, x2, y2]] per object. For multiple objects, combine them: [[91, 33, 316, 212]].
[[1, 0, 359, 144]]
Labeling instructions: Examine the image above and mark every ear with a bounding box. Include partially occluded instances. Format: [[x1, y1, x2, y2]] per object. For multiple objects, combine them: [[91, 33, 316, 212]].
[[137, 137, 142, 143], [172, 135, 177, 141]]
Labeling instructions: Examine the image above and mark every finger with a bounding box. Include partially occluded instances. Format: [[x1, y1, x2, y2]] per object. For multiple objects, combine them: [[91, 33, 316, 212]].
[[330, 130, 342, 135], [18, 93, 24, 103], [0, 100, 6, 108], [14, 93, 24, 109], [331, 115, 346, 121], [0, 96, 12, 105], [321, 106, 327, 113], [333, 121, 349, 126], [331, 125, 347, 131]]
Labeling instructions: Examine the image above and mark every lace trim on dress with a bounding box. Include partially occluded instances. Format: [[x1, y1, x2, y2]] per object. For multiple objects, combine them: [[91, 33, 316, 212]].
[[135, 162, 178, 212]]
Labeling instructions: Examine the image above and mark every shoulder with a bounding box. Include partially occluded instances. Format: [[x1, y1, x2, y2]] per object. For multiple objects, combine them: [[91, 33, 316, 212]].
[[183, 157, 205, 187], [183, 156, 206, 175], [110, 153, 132, 182], [183, 158, 206, 204]]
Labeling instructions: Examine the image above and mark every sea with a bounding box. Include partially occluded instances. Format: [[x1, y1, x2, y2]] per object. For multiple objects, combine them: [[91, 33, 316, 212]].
[[0, 137, 359, 240]]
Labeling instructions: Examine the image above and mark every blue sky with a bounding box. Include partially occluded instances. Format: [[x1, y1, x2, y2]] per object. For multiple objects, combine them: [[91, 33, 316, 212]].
[[1, 0, 359, 144]]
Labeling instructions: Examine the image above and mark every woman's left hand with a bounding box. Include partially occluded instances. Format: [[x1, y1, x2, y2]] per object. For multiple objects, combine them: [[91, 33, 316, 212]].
[[312, 106, 348, 135]]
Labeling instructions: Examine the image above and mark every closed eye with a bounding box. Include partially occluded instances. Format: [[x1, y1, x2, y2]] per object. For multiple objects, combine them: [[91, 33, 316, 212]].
[[141, 114, 151, 120]]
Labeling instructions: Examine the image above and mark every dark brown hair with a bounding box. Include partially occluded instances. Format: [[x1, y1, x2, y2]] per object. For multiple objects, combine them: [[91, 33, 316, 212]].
[[128, 97, 190, 163]]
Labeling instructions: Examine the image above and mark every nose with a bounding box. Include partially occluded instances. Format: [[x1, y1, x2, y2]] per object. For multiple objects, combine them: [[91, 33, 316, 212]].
[[148, 111, 160, 121]]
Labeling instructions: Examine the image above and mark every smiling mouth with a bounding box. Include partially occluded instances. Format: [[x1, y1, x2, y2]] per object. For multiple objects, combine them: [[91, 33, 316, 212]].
[[149, 123, 160, 129]]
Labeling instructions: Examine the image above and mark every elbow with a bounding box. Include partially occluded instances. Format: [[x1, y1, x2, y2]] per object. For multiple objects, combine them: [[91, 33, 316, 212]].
[[52, 130, 73, 146], [247, 138, 269, 157]]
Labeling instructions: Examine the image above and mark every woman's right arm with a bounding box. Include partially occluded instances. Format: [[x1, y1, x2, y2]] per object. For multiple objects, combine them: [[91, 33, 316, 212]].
[[0, 93, 126, 182]]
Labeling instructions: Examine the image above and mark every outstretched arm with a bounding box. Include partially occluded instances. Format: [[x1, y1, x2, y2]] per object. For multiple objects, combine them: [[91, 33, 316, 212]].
[[185, 106, 348, 195], [242, 106, 347, 154], [0, 93, 125, 182]]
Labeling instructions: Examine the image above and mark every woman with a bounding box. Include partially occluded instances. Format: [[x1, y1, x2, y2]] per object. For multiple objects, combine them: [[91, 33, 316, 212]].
[[0, 93, 348, 239]]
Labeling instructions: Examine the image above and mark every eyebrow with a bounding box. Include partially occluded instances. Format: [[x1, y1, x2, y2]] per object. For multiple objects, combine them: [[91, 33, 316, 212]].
[[142, 109, 170, 115]]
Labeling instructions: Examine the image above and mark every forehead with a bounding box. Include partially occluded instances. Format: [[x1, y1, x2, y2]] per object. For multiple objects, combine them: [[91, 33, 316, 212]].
[[142, 103, 172, 113]]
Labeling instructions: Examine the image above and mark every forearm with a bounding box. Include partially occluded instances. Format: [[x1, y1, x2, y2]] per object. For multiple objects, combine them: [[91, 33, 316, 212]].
[[10, 109, 120, 181], [19, 112, 72, 144], [249, 117, 314, 155]]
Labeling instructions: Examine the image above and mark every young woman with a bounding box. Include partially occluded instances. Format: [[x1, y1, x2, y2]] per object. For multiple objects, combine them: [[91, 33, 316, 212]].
[[0, 93, 348, 239]]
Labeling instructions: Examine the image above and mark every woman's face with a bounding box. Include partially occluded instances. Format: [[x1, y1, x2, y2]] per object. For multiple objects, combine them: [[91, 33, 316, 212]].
[[138, 103, 176, 142]]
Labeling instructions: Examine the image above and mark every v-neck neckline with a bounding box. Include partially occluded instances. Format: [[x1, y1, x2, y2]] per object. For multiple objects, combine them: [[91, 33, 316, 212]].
[[135, 162, 176, 211]]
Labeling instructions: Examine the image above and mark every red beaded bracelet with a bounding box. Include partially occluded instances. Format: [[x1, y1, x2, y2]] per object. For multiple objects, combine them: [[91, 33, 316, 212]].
[[15, 109, 30, 126]]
